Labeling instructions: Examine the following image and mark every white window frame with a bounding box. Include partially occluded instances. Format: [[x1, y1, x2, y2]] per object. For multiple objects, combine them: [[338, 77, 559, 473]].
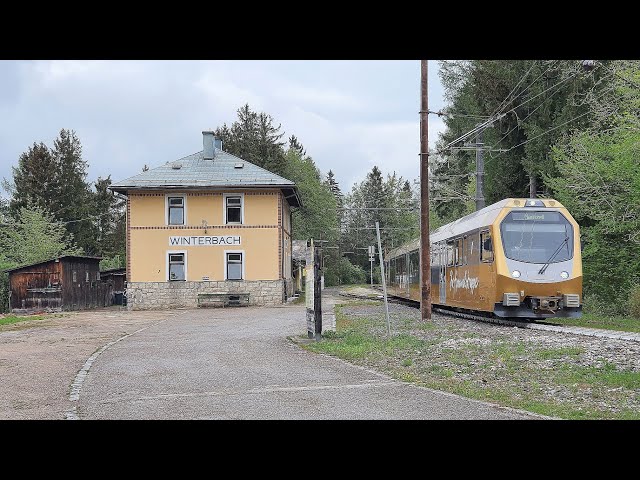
[[165, 193, 187, 226], [224, 250, 245, 281], [223, 193, 244, 225], [167, 250, 188, 281]]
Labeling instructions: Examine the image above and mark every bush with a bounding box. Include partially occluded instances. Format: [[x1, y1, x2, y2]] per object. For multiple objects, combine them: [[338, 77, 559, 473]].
[[0, 272, 10, 313], [324, 257, 366, 286], [629, 285, 640, 319], [582, 293, 623, 317]]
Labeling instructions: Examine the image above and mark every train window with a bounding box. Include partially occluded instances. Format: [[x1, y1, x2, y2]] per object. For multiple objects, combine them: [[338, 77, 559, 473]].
[[481, 231, 494, 263], [462, 236, 467, 265], [446, 241, 454, 266]]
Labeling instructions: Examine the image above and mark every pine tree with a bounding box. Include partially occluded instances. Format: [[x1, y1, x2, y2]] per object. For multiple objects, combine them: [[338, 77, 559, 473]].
[[214, 104, 287, 177], [289, 135, 306, 157], [51, 129, 97, 254], [5, 142, 59, 216]]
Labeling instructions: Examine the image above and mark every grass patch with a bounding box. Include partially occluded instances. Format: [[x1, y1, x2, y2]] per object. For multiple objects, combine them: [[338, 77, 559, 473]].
[[557, 362, 640, 390], [0, 315, 45, 326], [535, 346, 584, 360], [551, 313, 640, 333], [302, 302, 640, 419]]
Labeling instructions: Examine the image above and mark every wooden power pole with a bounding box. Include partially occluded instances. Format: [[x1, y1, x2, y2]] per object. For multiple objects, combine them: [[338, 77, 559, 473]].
[[420, 60, 432, 321]]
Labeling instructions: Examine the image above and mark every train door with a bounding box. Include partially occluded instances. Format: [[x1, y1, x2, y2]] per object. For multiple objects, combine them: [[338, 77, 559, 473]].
[[439, 242, 446, 304], [479, 229, 495, 312], [405, 253, 411, 296]]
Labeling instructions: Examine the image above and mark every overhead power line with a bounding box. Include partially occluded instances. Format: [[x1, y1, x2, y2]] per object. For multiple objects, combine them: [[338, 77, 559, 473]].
[[489, 60, 540, 118]]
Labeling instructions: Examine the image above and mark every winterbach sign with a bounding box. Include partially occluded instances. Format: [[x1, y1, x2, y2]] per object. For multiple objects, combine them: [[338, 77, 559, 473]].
[[169, 236, 241, 246]]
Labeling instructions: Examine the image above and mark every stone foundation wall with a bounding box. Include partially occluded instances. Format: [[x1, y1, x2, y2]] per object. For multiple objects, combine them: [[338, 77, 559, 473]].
[[126, 280, 285, 310]]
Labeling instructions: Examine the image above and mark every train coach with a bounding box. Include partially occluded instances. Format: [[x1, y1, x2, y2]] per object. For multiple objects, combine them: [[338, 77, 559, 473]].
[[385, 198, 582, 319]]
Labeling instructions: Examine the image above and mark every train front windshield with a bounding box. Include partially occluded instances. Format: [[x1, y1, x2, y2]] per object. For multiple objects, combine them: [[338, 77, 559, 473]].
[[500, 211, 574, 264]]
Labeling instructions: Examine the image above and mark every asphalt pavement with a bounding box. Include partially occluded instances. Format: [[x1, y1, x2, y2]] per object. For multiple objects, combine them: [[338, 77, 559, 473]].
[[77, 305, 540, 419]]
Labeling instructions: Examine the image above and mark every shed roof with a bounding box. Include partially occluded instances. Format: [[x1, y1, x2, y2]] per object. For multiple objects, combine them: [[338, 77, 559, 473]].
[[3, 255, 102, 274], [109, 148, 301, 207]]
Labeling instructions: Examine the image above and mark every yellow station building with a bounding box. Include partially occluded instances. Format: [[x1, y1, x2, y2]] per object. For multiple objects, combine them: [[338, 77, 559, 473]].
[[109, 131, 300, 309]]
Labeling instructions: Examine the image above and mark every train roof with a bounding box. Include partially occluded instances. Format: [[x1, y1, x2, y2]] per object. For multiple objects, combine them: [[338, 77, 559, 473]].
[[385, 198, 565, 260]]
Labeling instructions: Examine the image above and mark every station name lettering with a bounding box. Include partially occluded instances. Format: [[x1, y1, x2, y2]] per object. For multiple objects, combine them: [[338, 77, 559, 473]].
[[169, 236, 241, 246]]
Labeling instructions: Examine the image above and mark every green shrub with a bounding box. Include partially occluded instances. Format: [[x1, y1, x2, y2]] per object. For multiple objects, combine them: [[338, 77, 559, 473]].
[[629, 285, 640, 319], [325, 257, 366, 286], [582, 293, 623, 317], [0, 272, 9, 313]]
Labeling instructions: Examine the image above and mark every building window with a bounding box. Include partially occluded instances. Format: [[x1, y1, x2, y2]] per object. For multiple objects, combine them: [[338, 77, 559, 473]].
[[226, 253, 243, 280], [169, 253, 186, 281], [168, 196, 185, 225], [96, 271, 101, 281], [85, 271, 90, 282], [72, 271, 77, 283], [224, 194, 243, 224]]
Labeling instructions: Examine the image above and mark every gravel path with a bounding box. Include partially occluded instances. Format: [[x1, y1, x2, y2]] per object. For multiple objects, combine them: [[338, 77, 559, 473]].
[[0, 308, 172, 419]]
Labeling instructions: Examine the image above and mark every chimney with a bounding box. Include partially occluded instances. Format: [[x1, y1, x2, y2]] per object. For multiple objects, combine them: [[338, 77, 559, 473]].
[[214, 137, 223, 151], [203, 131, 215, 160]]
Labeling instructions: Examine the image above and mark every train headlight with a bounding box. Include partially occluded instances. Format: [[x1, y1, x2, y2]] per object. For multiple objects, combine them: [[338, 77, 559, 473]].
[[560, 271, 569, 279], [511, 270, 521, 278]]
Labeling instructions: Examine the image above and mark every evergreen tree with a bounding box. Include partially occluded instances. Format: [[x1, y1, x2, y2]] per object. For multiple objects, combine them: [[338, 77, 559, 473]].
[[214, 104, 287, 176], [5, 142, 59, 216], [51, 129, 97, 254], [289, 135, 306, 157], [93, 176, 126, 259], [435, 60, 616, 216], [5, 129, 98, 254]]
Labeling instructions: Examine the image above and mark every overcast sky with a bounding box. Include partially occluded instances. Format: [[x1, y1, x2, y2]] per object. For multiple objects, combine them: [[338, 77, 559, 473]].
[[0, 60, 447, 198]]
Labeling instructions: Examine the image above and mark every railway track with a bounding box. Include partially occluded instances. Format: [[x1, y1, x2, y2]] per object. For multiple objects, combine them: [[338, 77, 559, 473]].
[[339, 289, 640, 343]]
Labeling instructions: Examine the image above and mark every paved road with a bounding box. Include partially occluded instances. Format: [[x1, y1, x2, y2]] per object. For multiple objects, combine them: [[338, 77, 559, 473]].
[[77, 305, 539, 419]]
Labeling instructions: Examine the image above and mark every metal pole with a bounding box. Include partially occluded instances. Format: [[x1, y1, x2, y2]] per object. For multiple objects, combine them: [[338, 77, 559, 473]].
[[376, 221, 391, 336], [313, 247, 322, 341], [420, 60, 432, 321], [475, 129, 485, 211], [370, 258, 373, 287]]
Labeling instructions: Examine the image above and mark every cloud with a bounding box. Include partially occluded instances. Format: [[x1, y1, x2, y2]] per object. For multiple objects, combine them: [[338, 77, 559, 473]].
[[0, 60, 450, 202]]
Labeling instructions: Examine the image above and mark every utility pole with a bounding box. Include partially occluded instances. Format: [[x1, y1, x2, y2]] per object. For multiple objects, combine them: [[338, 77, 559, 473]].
[[420, 60, 432, 321], [376, 222, 391, 336], [475, 129, 485, 211], [529, 174, 537, 199]]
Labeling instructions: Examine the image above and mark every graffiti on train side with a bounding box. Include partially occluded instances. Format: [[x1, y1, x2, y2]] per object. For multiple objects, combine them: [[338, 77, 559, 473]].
[[449, 270, 480, 294]]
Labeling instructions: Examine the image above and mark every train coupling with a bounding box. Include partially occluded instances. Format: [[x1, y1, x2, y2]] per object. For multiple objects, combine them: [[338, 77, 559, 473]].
[[531, 296, 563, 314]]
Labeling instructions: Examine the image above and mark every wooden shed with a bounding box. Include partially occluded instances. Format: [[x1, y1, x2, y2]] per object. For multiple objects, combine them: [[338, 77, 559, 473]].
[[99, 267, 127, 305], [6, 255, 110, 312]]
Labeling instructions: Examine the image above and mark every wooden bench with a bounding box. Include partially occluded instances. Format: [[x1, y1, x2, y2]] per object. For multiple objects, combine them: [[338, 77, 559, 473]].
[[197, 293, 250, 308]]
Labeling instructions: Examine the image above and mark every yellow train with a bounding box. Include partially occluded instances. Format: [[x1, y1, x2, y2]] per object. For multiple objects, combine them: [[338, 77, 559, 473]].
[[385, 198, 582, 319]]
